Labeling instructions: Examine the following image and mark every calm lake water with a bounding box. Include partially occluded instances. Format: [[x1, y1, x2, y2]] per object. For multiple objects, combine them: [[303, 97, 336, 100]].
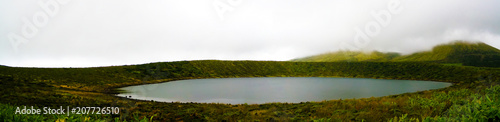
[[117, 77, 451, 104]]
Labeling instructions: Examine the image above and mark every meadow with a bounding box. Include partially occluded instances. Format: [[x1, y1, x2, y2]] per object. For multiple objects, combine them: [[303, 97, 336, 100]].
[[1, 61, 499, 121]]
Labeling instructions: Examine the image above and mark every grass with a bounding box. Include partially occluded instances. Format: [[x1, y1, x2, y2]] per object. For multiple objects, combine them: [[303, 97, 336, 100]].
[[0, 103, 160, 122], [389, 85, 500, 121], [0, 103, 111, 122], [1, 60, 499, 121]]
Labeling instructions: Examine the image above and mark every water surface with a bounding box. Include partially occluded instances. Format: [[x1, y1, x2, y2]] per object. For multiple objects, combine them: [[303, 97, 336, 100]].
[[117, 77, 451, 104]]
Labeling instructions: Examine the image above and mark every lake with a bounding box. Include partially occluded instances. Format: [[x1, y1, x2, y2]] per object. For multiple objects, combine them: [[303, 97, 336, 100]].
[[117, 77, 451, 104]]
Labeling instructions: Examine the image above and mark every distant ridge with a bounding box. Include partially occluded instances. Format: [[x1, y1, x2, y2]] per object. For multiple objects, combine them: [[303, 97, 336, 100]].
[[292, 41, 500, 67], [392, 41, 500, 66], [291, 51, 401, 62]]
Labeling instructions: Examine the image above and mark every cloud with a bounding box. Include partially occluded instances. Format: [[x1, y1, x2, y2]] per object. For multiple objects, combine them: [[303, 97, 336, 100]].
[[1, 0, 499, 67]]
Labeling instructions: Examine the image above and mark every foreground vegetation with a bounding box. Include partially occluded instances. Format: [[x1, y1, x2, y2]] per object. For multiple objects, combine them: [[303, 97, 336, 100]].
[[1, 60, 500, 121]]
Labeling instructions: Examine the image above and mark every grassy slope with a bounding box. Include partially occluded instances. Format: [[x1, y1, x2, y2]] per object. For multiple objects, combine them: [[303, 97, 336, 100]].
[[291, 51, 401, 62], [393, 41, 500, 64], [1, 61, 500, 121], [292, 41, 500, 67]]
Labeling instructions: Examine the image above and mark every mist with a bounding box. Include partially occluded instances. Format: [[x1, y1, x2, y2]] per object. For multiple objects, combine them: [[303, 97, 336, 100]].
[[1, 0, 500, 67]]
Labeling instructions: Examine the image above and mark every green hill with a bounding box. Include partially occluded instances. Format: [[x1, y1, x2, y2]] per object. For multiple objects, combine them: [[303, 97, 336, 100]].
[[293, 41, 500, 67], [392, 41, 500, 67], [291, 51, 401, 62]]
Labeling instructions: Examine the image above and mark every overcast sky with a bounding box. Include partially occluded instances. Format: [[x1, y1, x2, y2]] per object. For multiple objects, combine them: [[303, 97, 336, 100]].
[[1, 0, 500, 67]]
